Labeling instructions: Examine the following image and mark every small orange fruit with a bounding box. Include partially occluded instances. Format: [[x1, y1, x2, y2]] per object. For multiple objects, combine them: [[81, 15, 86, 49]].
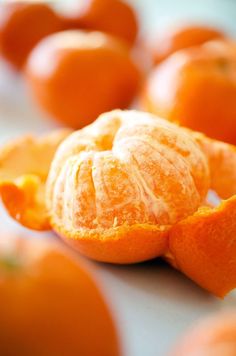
[[172, 311, 236, 356], [1, 110, 236, 296], [0, 2, 63, 70], [63, 0, 138, 46], [25, 30, 142, 129], [143, 40, 236, 145], [151, 24, 224, 64], [0, 232, 120, 356]]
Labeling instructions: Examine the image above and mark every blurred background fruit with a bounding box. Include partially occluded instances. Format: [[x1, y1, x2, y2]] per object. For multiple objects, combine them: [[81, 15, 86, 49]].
[[150, 24, 224, 64], [0, 2, 64, 70], [25, 30, 142, 128], [172, 311, 236, 356], [63, 0, 138, 46], [0, 233, 120, 356], [143, 40, 236, 144]]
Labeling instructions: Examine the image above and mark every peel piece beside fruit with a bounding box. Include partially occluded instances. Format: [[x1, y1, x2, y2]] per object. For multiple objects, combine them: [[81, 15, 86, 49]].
[[0, 129, 71, 230], [0, 110, 236, 297]]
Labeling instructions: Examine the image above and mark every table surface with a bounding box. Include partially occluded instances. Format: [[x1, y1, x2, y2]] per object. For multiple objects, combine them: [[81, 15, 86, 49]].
[[0, 1, 236, 355]]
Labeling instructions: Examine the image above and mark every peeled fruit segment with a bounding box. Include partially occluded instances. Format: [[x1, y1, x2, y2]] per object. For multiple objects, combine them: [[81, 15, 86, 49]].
[[46, 110, 210, 263], [169, 195, 236, 297], [1, 110, 236, 295], [0, 130, 71, 230]]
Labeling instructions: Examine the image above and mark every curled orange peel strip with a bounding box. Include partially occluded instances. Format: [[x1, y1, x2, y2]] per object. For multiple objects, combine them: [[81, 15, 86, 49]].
[[169, 195, 236, 298], [0, 130, 71, 230], [0, 110, 236, 296]]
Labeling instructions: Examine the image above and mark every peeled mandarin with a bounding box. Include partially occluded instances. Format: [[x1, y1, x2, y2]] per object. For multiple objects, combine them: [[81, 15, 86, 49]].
[[1, 110, 236, 296], [45, 110, 209, 263]]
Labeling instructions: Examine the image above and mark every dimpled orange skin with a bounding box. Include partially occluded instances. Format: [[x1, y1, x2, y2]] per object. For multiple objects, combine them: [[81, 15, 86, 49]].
[[0, 234, 120, 356], [143, 40, 236, 145], [25, 30, 142, 129], [0, 2, 64, 70], [63, 0, 138, 46], [172, 312, 236, 356], [152, 25, 224, 64]]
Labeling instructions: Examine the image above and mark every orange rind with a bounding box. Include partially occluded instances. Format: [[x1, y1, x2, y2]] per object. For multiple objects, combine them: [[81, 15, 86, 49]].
[[0, 2, 64, 70], [0, 110, 236, 296], [143, 40, 236, 145], [25, 30, 142, 129], [0, 129, 71, 230], [63, 0, 138, 46], [192, 132, 236, 199], [151, 24, 224, 64], [169, 196, 236, 297], [0, 232, 120, 356]]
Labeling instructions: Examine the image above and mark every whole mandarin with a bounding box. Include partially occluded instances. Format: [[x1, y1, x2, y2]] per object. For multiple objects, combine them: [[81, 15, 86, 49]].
[[63, 0, 138, 46], [172, 312, 236, 356], [143, 40, 236, 144], [151, 24, 224, 64], [25, 30, 142, 128], [0, 233, 120, 356], [0, 1, 63, 70]]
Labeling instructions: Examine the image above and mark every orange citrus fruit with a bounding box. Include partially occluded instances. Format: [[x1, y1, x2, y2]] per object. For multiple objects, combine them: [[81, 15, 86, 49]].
[[1, 110, 236, 297], [0, 2, 63, 70], [143, 40, 236, 145], [63, 0, 138, 46], [25, 30, 142, 129], [0, 232, 120, 356], [151, 24, 224, 64], [172, 311, 236, 356]]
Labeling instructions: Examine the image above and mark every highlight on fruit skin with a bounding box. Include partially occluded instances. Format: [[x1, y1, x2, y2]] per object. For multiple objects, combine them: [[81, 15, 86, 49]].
[[0, 1, 64, 70], [171, 311, 236, 356], [151, 24, 224, 64], [143, 40, 236, 145], [62, 0, 138, 46], [0, 231, 120, 356], [0, 110, 236, 297], [25, 30, 142, 129]]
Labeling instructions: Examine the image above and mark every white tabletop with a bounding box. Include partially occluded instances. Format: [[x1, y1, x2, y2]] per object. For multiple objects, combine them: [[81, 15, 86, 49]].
[[0, 1, 236, 355]]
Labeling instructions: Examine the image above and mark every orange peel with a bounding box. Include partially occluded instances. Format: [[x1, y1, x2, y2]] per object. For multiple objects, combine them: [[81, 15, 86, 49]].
[[0, 110, 236, 296], [169, 196, 236, 297], [0, 129, 71, 230], [192, 132, 236, 199]]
